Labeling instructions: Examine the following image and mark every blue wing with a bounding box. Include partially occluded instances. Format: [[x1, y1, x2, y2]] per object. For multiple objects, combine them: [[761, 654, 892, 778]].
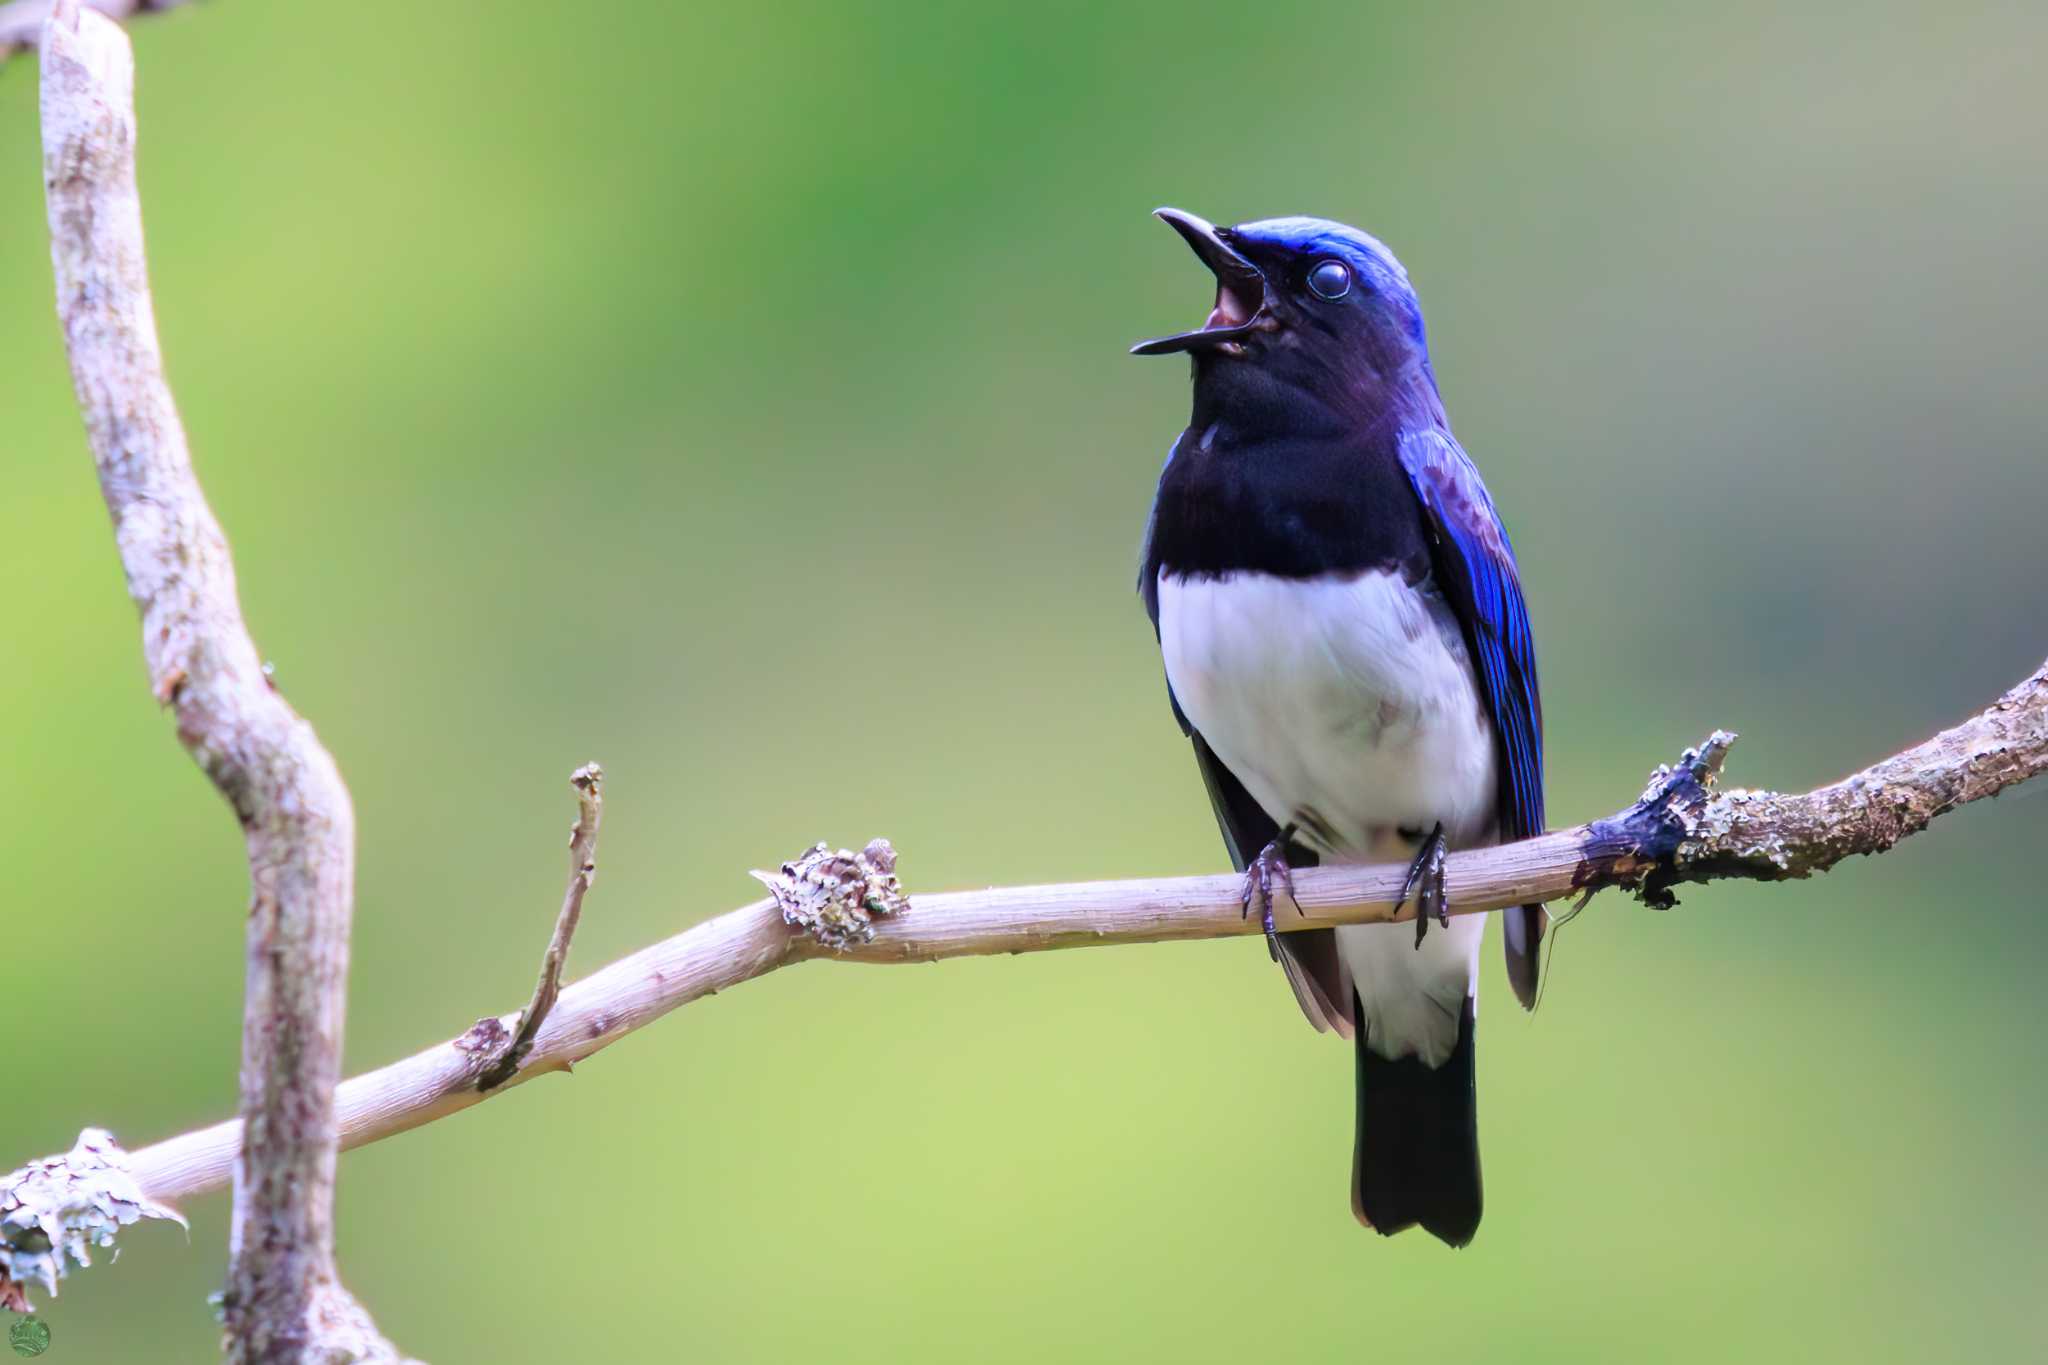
[[1399, 428, 1547, 1005]]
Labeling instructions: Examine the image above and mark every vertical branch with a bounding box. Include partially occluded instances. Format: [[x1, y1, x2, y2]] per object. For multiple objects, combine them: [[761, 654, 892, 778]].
[[38, 4, 405, 1359]]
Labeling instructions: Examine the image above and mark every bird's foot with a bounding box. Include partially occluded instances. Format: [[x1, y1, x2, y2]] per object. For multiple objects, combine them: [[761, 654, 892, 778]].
[[1241, 827, 1301, 962], [1398, 823, 1449, 949]]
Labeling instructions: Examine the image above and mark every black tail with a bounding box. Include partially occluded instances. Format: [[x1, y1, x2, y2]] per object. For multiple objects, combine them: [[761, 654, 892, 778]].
[[1351, 993, 1482, 1248]]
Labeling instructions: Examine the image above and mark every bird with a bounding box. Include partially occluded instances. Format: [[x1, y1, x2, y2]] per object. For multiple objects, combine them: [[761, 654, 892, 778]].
[[1133, 208, 1545, 1247]]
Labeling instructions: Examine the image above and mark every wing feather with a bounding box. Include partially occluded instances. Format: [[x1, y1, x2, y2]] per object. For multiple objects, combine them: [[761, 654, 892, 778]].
[[1399, 429, 1547, 1008]]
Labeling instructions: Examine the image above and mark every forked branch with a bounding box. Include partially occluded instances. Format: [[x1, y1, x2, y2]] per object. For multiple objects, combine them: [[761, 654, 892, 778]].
[[96, 653, 2044, 1211]]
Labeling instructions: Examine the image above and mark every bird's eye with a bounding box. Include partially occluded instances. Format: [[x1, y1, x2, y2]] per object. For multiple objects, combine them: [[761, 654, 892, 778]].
[[1306, 259, 1352, 300]]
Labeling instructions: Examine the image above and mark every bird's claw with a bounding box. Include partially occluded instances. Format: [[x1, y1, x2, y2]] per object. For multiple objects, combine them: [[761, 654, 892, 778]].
[[1398, 823, 1449, 949], [1241, 830, 1300, 962]]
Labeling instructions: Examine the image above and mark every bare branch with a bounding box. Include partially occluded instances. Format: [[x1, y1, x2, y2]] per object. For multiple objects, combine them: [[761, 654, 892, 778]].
[[89, 654, 2043, 1210], [472, 764, 605, 1092], [0, 0, 189, 63], [37, 4, 403, 1358]]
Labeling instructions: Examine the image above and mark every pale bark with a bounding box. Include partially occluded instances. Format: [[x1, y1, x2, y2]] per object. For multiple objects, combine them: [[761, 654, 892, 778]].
[[107, 656, 2047, 1208], [36, 4, 402, 1359], [0, 0, 188, 63]]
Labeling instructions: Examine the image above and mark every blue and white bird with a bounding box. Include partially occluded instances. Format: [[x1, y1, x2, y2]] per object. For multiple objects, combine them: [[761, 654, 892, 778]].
[[1134, 209, 1545, 1247]]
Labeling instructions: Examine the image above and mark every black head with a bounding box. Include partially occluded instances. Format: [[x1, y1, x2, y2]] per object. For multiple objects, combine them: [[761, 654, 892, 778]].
[[1133, 209, 1441, 433]]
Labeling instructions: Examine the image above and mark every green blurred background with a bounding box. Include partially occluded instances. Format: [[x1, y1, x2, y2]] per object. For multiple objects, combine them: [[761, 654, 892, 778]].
[[4, 1, 2046, 1360]]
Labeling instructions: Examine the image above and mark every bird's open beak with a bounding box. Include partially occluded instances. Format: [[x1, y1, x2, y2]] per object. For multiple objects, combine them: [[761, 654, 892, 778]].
[[1130, 207, 1269, 356]]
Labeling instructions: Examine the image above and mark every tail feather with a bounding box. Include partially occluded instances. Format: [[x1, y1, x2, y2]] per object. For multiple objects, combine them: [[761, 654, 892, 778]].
[[1351, 993, 1482, 1247], [1504, 903, 1544, 1010]]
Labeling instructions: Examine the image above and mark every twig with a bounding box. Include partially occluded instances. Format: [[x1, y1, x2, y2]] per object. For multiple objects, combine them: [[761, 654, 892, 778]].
[[37, 4, 405, 1358], [472, 764, 605, 1092], [0, 0, 189, 63], [87, 654, 2043, 1210]]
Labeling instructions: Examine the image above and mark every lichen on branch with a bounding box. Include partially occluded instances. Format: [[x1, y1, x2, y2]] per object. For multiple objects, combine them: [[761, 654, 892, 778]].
[[0, 1129, 185, 1313], [753, 838, 909, 950]]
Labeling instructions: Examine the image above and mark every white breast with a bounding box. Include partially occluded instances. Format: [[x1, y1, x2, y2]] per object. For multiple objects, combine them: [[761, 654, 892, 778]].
[[1157, 567, 1498, 1065], [1158, 568, 1497, 855]]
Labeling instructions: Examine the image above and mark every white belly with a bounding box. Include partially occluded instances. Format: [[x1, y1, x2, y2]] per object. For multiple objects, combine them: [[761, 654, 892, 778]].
[[1157, 567, 1498, 1065], [1158, 568, 1496, 853]]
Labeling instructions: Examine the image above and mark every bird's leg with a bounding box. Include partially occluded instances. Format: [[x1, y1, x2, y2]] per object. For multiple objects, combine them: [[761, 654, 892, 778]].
[[1397, 823, 1449, 949], [1242, 824, 1301, 962]]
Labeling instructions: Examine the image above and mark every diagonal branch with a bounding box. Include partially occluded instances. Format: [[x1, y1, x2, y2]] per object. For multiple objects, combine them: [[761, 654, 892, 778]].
[[94, 653, 2044, 1210], [37, 4, 404, 1359]]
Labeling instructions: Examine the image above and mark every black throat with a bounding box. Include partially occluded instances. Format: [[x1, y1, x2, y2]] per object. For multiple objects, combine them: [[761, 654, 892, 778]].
[[1142, 360, 1444, 595]]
